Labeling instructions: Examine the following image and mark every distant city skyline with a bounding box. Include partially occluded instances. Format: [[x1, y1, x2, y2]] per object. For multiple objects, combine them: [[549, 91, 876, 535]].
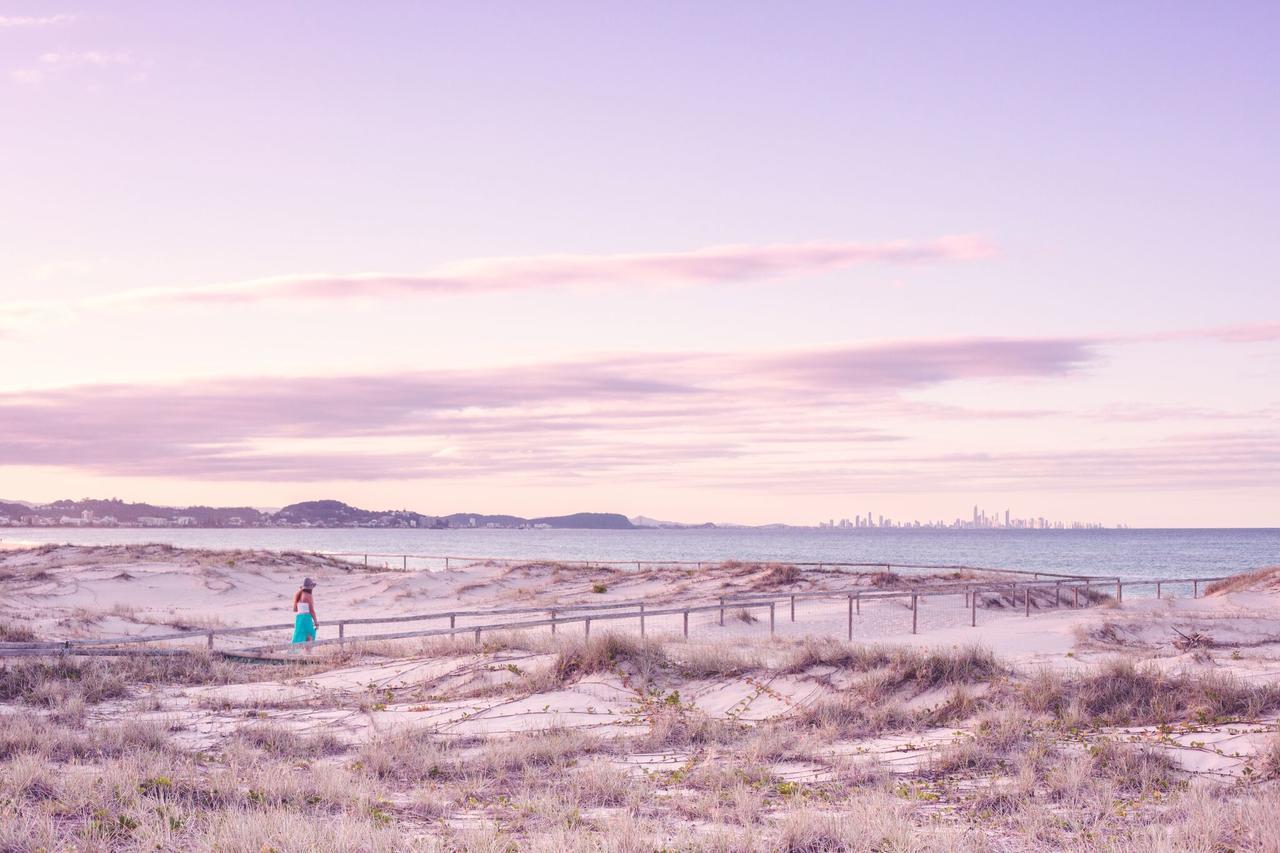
[[818, 505, 1117, 531], [1, 4, 1277, 526]]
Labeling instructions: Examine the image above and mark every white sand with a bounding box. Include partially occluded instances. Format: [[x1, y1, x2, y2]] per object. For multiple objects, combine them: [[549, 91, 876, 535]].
[[7, 545, 1280, 782]]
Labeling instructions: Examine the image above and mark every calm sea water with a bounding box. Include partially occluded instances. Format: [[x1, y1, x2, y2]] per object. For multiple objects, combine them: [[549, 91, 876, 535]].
[[2, 527, 1277, 581]]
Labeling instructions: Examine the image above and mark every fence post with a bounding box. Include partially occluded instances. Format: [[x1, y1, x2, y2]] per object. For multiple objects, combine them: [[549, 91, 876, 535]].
[[449, 614, 456, 630], [847, 595, 853, 641], [683, 610, 689, 638], [207, 631, 214, 650], [1116, 580, 1122, 603], [1193, 580, 1198, 598], [855, 592, 860, 615], [719, 597, 724, 626], [1025, 587, 1030, 617], [1156, 581, 1162, 599], [338, 622, 345, 649], [474, 628, 482, 644], [971, 590, 976, 627], [585, 618, 591, 638], [402, 556, 407, 571], [790, 595, 796, 622], [769, 603, 775, 637], [911, 593, 918, 634], [550, 610, 557, 635], [445, 557, 450, 570], [640, 603, 645, 638], [363, 554, 368, 567]]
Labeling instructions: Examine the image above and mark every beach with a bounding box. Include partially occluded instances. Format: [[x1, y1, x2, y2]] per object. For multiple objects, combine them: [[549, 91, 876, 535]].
[[3, 544, 1280, 850]]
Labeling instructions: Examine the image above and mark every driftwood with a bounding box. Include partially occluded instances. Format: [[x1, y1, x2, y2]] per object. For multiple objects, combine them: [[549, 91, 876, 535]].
[[1171, 626, 1212, 650]]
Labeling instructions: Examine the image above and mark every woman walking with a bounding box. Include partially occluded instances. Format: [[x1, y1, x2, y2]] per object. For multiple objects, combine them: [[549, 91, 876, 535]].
[[292, 577, 319, 648]]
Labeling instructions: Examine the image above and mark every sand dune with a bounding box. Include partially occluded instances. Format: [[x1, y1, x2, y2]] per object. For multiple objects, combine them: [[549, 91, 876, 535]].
[[4, 545, 1280, 849]]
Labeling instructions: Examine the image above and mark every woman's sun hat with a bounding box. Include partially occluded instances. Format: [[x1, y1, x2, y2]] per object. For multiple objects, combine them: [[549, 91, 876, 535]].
[[302, 577, 317, 590]]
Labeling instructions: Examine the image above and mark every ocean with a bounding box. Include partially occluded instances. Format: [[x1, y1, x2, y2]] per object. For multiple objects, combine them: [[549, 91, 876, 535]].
[[2, 526, 1277, 582]]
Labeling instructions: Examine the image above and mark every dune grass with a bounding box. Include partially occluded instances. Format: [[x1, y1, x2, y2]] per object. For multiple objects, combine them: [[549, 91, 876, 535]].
[[1205, 565, 1280, 596], [1021, 658, 1280, 726], [4, 627, 1280, 850]]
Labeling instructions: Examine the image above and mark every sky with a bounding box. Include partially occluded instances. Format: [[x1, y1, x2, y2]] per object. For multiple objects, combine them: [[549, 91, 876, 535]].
[[1, 1, 1278, 526]]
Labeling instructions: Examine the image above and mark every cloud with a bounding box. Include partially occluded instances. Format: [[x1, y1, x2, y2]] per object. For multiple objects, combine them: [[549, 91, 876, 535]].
[[0, 237, 993, 330], [750, 337, 1094, 389], [39, 50, 131, 67], [3, 334, 1272, 496], [674, 431, 1280, 496], [10, 48, 138, 88], [90, 236, 994, 308], [0, 14, 76, 27], [9, 68, 43, 83], [0, 334, 1090, 481], [1123, 322, 1280, 345]]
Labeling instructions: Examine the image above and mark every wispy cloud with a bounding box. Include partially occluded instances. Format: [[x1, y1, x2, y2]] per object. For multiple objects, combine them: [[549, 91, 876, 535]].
[[675, 432, 1280, 495], [10, 48, 139, 87], [3, 334, 1272, 495], [39, 50, 130, 67], [748, 337, 1091, 389], [0, 14, 76, 28], [1124, 321, 1280, 345], [0, 335, 1091, 481], [0, 236, 993, 327], [96, 236, 995, 307]]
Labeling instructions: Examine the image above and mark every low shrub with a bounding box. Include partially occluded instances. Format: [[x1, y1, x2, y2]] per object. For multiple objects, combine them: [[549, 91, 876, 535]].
[[1023, 659, 1280, 726], [0, 621, 36, 642], [545, 632, 667, 686], [232, 723, 346, 758]]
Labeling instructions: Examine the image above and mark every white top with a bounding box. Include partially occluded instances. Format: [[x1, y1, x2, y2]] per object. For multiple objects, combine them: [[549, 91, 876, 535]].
[[297, 602, 312, 615]]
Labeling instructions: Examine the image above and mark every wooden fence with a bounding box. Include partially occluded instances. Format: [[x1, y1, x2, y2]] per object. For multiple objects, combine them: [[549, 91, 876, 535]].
[[320, 552, 1097, 578], [0, 573, 1228, 659]]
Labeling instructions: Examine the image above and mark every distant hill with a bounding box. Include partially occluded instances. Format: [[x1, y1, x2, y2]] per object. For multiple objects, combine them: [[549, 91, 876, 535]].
[[2, 498, 268, 525], [531, 512, 635, 530], [0, 497, 639, 529], [0, 501, 33, 520], [630, 515, 716, 529], [274, 500, 433, 527]]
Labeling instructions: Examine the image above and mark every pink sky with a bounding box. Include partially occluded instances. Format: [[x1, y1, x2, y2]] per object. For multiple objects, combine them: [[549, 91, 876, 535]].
[[2, 3, 1278, 526]]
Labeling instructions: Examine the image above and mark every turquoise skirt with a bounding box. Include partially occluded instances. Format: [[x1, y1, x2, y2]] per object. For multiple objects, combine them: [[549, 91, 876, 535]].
[[292, 612, 316, 644]]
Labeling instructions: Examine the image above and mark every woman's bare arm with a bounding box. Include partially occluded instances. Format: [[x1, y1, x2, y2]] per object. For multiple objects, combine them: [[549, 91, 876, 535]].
[[292, 589, 301, 612]]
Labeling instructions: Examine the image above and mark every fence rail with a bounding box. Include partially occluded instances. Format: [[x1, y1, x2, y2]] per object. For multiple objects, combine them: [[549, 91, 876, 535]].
[[0, 572, 1229, 658], [318, 552, 1096, 580]]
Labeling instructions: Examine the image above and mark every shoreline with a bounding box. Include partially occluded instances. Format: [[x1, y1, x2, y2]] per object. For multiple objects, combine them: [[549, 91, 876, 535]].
[[2, 527, 1278, 587]]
